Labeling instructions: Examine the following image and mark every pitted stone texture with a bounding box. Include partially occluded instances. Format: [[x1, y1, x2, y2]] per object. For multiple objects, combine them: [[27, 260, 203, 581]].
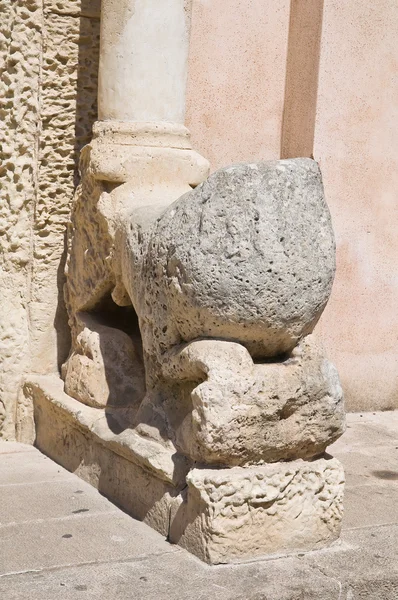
[[64, 124, 210, 410], [0, 0, 42, 438], [162, 335, 345, 465], [170, 456, 344, 564], [144, 158, 335, 359], [32, 7, 100, 372], [0, 0, 100, 437], [45, 0, 100, 17], [65, 149, 114, 321]]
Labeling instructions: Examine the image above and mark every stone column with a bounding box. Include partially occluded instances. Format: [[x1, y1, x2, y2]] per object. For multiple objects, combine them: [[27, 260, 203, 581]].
[[62, 0, 209, 400], [98, 0, 190, 123], [87, 0, 208, 190]]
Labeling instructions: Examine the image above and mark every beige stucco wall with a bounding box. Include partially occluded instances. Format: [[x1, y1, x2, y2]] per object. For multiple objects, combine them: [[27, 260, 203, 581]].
[[187, 0, 398, 412], [186, 0, 290, 169]]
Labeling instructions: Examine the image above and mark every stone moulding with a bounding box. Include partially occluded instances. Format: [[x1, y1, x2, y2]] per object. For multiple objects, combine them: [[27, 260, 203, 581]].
[[20, 374, 344, 565]]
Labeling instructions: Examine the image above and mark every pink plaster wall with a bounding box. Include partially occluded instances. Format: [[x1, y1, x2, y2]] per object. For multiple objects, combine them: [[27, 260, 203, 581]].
[[187, 0, 398, 411], [186, 0, 290, 170], [314, 0, 398, 411]]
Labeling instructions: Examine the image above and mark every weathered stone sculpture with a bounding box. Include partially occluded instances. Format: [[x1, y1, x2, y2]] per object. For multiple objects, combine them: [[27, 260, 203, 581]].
[[18, 0, 345, 565], [59, 144, 345, 563]]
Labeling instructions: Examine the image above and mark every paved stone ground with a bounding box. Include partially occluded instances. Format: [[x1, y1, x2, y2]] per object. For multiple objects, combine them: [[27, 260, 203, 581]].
[[1, 412, 398, 599]]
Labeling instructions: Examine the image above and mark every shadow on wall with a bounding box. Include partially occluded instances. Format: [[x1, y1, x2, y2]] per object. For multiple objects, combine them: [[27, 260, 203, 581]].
[[54, 0, 101, 370], [72, 0, 101, 186], [281, 0, 324, 160]]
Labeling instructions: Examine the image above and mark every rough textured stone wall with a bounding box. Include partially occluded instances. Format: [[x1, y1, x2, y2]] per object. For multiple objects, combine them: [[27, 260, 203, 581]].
[[0, 0, 100, 438], [31, 0, 100, 375], [0, 0, 42, 438]]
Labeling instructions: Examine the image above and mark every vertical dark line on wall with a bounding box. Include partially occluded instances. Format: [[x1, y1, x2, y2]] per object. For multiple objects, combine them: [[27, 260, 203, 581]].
[[280, 0, 324, 159]]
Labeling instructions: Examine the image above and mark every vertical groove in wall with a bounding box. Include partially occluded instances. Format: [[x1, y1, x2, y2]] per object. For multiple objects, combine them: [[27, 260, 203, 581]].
[[280, 0, 324, 159]]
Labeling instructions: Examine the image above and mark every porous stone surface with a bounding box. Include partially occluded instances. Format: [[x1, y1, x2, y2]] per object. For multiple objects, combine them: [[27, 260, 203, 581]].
[[31, 3, 100, 374], [141, 158, 335, 359], [0, 0, 42, 438], [64, 147, 114, 321], [60, 138, 343, 560], [63, 122, 210, 411], [170, 456, 345, 564], [0, 0, 100, 437], [162, 334, 345, 465]]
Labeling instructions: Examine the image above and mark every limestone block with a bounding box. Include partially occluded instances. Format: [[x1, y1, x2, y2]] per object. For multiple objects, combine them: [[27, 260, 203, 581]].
[[142, 158, 335, 359], [28, 378, 179, 538], [65, 122, 209, 324], [65, 148, 114, 320], [170, 457, 345, 564], [88, 122, 209, 186], [163, 335, 345, 465], [63, 314, 145, 409], [23, 375, 189, 487]]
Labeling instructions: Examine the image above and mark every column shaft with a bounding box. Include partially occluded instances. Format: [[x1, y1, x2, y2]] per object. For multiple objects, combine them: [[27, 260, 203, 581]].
[[98, 0, 191, 123]]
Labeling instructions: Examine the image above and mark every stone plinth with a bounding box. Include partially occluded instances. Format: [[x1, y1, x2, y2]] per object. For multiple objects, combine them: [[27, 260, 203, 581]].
[[19, 375, 344, 565], [171, 458, 344, 564]]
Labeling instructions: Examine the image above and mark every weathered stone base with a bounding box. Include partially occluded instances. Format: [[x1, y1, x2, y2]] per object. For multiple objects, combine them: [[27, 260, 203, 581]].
[[171, 459, 345, 564], [18, 375, 345, 564]]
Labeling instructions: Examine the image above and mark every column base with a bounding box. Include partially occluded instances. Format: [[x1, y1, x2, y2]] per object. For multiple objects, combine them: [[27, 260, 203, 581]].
[[18, 375, 344, 564]]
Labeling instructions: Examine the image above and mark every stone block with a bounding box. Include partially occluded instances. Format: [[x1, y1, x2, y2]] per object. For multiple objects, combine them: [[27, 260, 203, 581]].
[[20, 375, 344, 564], [64, 313, 145, 409], [163, 335, 345, 465], [170, 457, 345, 564], [142, 158, 335, 359]]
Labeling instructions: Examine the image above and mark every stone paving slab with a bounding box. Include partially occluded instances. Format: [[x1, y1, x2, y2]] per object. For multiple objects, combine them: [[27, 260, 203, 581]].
[[0, 411, 398, 599], [0, 480, 118, 525], [0, 512, 176, 575], [343, 484, 398, 529], [0, 553, 341, 600], [334, 446, 398, 488], [0, 443, 35, 455], [0, 451, 76, 486], [305, 525, 398, 598], [335, 413, 398, 449]]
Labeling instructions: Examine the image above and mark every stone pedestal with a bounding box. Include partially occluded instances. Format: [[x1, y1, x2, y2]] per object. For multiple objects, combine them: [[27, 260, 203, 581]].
[[19, 375, 344, 565]]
